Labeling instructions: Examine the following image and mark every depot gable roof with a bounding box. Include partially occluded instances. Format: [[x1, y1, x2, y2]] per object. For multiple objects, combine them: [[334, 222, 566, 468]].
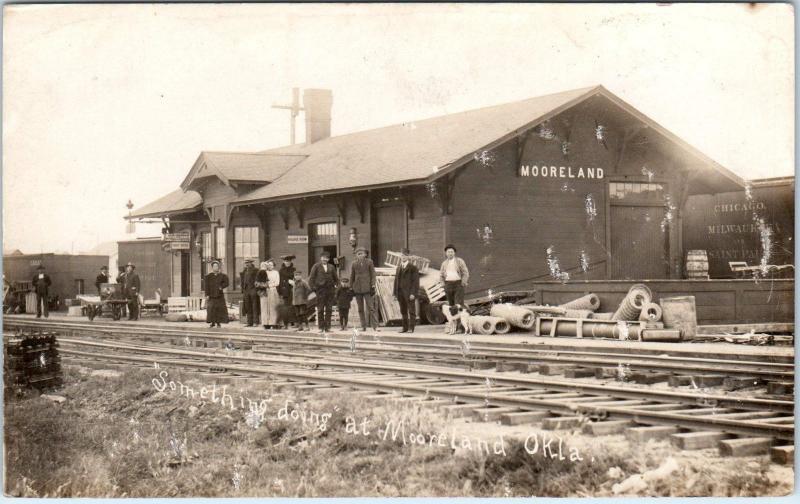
[[181, 151, 307, 191], [233, 85, 744, 204], [129, 189, 203, 219]]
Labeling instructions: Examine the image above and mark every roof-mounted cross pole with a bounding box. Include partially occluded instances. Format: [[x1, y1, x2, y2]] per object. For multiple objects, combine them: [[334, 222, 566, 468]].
[[272, 87, 304, 145]]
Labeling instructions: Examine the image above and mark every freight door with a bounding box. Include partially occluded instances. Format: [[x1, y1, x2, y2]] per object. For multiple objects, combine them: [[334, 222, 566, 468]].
[[373, 203, 407, 267], [609, 182, 669, 280]]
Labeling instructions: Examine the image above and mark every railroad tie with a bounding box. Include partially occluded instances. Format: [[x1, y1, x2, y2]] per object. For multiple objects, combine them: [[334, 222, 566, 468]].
[[670, 431, 733, 450], [628, 372, 670, 385], [668, 375, 694, 388], [499, 410, 549, 426], [472, 407, 520, 422], [538, 364, 570, 376], [495, 362, 530, 373], [582, 420, 633, 436], [626, 425, 679, 442], [541, 416, 584, 430], [766, 381, 794, 395], [718, 437, 773, 457], [722, 376, 764, 391], [770, 446, 794, 465], [563, 367, 595, 379]]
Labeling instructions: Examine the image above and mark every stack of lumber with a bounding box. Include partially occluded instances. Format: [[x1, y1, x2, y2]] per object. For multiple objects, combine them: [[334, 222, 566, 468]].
[[375, 275, 402, 322]]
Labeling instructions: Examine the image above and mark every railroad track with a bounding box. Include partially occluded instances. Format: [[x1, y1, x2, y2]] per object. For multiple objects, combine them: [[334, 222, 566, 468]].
[[6, 315, 793, 461], [3, 317, 795, 382], [55, 336, 793, 449]]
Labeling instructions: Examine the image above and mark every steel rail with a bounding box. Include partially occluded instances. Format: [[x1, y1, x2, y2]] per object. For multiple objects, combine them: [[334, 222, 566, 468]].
[[6, 316, 794, 364], [58, 345, 794, 441], [57, 337, 794, 414], [6, 318, 794, 378]]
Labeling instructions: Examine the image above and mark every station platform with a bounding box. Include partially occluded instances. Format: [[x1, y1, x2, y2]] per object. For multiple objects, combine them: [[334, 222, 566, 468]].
[[3, 313, 793, 361]]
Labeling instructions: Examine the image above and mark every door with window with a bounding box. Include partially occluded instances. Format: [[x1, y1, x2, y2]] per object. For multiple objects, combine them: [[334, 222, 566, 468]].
[[234, 226, 259, 289], [309, 222, 338, 271], [608, 182, 670, 279]]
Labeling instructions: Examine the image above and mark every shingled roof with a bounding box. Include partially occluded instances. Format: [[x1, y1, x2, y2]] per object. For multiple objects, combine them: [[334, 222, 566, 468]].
[[234, 86, 603, 204], [181, 151, 307, 191], [129, 189, 203, 219], [132, 84, 745, 217]]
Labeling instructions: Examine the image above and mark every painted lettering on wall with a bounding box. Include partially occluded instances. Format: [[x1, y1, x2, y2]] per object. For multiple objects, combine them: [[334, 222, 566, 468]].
[[713, 202, 766, 214], [519, 165, 604, 179], [707, 223, 783, 235]]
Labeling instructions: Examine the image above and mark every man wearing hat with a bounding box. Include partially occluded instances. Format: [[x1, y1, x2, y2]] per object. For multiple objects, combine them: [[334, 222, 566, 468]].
[[349, 246, 379, 332], [308, 251, 338, 333], [95, 265, 109, 295], [277, 254, 297, 328], [393, 248, 420, 333], [31, 264, 52, 318], [123, 262, 141, 320], [240, 258, 259, 327]]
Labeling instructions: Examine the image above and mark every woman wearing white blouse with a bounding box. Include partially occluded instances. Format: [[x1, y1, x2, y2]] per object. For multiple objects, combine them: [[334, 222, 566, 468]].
[[256, 259, 281, 329]]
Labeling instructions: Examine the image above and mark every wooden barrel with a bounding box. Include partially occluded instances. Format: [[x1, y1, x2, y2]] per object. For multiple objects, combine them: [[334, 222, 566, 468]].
[[685, 250, 709, 279]]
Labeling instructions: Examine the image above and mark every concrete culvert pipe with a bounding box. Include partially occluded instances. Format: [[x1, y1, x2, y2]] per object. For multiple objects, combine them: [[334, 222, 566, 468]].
[[488, 316, 511, 334], [638, 303, 663, 322], [467, 316, 497, 335], [559, 293, 600, 311], [490, 304, 536, 330]]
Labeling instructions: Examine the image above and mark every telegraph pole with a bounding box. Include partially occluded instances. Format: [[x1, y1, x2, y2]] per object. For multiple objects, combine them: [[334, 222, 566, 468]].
[[272, 87, 303, 145]]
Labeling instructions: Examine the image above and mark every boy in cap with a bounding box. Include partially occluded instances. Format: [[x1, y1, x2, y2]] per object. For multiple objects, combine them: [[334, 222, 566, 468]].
[[291, 270, 311, 331], [335, 277, 355, 330]]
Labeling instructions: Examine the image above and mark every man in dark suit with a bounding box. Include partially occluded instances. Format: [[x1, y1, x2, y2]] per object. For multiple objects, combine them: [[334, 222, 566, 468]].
[[349, 246, 379, 332], [308, 251, 338, 333], [240, 258, 260, 326], [123, 262, 141, 320], [393, 248, 420, 333], [31, 264, 52, 318], [95, 266, 109, 295]]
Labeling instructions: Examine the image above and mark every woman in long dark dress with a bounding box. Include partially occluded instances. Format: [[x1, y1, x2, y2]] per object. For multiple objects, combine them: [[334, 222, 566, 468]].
[[205, 260, 229, 328]]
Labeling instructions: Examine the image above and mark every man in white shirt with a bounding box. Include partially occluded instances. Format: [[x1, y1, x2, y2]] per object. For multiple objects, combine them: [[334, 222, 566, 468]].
[[439, 244, 469, 307]]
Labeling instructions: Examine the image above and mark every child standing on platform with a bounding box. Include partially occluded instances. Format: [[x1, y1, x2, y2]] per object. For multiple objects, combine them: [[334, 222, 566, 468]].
[[336, 277, 355, 331], [292, 271, 312, 332]]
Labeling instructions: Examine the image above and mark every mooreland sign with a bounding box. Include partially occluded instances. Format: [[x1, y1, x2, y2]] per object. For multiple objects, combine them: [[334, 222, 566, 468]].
[[519, 165, 604, 179]]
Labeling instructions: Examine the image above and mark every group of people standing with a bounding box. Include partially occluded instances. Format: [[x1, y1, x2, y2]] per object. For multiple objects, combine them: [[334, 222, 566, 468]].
[[201, 243, 470, 334]]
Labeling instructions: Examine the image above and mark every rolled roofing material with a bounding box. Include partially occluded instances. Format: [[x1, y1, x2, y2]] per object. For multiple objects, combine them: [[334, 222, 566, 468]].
[[559, 293, 600, 311]]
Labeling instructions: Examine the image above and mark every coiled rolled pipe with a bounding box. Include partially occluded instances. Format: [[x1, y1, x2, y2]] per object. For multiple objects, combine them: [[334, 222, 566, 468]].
[[612, 284, 653, 321], [490, 304, 536, 330]]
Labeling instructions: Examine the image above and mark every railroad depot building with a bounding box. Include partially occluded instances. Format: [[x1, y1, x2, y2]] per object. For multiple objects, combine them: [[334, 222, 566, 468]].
[[130, 85, 786, 310]]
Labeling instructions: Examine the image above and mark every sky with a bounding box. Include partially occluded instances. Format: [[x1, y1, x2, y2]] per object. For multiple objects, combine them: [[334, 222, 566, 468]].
[[2, 2, 794, 254]]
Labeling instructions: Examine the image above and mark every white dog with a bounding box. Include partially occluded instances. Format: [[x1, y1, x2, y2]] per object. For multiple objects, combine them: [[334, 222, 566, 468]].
[[442, 304, 473, 335]]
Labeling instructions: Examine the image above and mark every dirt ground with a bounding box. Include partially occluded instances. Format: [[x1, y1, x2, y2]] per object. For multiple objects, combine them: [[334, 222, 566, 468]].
[[3, 363, 794, 497]]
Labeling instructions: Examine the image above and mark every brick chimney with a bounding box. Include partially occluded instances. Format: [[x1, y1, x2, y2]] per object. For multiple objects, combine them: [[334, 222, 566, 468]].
[[303, 89, 333, 144]]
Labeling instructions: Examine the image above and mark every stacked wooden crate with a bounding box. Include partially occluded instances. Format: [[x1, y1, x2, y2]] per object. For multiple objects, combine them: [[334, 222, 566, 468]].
[[4, 331, 62, 394]]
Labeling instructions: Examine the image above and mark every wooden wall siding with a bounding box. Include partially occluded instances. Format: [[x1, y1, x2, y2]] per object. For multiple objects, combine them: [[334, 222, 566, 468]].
[[683, 184, 795, 278], [447, 95, 693, 295], [248, 196, 373, 277], [201, 179, 237, 209], [118, 241, 171, 298], [531, 279, 794, 324], [407, 186, 445, 268], [3, 254, 109, 301]]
